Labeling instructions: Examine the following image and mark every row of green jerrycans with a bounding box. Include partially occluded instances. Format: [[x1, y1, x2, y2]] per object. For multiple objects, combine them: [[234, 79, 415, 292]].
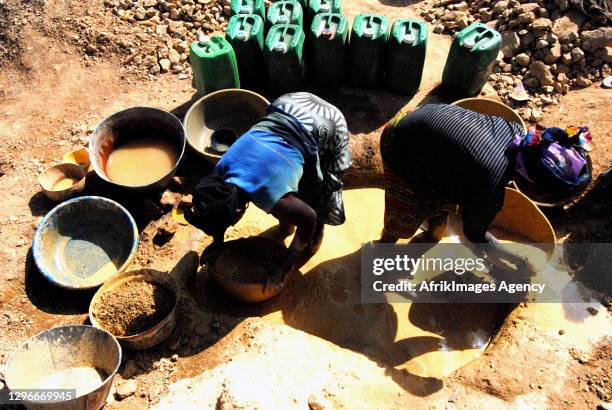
[[190, 16, 501, 96], [224, 14, 429, 94], [230, 0, 340, 30]]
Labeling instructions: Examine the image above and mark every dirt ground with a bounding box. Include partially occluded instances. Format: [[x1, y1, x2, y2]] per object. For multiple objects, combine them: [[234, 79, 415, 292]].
[[0, 0, 611, 408]]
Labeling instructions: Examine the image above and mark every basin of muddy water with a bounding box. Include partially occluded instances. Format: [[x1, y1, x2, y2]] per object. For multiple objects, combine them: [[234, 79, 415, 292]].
[[89, 107, 186, 192]]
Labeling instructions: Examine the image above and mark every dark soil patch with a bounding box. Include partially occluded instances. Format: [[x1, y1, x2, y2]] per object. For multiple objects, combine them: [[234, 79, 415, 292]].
[[93, 280, 174, 336]]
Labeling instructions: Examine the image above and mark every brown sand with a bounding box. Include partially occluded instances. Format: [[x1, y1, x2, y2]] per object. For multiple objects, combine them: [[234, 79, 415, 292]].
[[93, 280, 174, 336]]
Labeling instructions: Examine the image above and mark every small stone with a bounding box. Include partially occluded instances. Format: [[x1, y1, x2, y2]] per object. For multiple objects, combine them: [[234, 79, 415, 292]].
[[575, 74, 592, 87], [433, 24, 444, 34], [521, 31, 535, 46], [532, 18, 552, 31], [561, 52, 573, 65], [171, 354, 179, 362], [543, 42, 561, 64], [535, 39, 548, 49], [169, 8, 180, 19], [115, 380, 138, 400], [529, 61, 554, 86], [524, 77, 540, 88], [169, 48, 180, 63], [552, 11, 585, 42], [85, 44, 98, 55], [570, 47, 585, 62], [308, 392, 332, 410], [558, 329, 565, 335], [159, 58, 171, 72], [515, 53, 531, 67], [581, 27, 612, 52], [530, 108, 543, 122], [492, 1, 508, 14], [155, 24, 168, 35], [586, 306, 599, 315], [501, 31, 520, 58], [517, 12, 536, 24]]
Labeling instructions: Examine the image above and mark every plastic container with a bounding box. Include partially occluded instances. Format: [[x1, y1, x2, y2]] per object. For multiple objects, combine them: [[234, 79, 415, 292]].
[[190, 35, 240, 95], [266, 0, 303, 30], [442, 23, 501, 96], [264, 24, 306, 92], [230, 0, 265, 18], [308, 12, 348, 88], [306, 0, 342, 27], [385, 19, 428, 95], [226, 14, 265, 87], [347, 14, 389, 88]]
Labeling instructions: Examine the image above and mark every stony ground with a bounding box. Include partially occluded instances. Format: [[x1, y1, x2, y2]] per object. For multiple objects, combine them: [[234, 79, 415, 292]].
[[0, 0, 611, 408]]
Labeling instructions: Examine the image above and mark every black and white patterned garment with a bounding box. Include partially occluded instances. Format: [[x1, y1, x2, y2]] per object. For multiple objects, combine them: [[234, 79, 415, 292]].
[[271, 92, 352, 225]]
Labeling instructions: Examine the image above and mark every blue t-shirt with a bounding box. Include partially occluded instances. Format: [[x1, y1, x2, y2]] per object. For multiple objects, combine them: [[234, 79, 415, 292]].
[[214, 130, 305, 213]]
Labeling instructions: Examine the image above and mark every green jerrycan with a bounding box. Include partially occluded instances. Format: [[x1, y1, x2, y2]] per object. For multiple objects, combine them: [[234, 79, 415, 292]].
[[385, 20, 428, 95], [230, 0, 265, 18], [226, 14, 265, 87], [266, 1, 304, 30], [264, 24, 306, 93], [308, 13, 348, 88], [348, 14, 389, 88], [306, 0, 342, 28], [441, 23, 501, 96], [190, 35, 241, 95]]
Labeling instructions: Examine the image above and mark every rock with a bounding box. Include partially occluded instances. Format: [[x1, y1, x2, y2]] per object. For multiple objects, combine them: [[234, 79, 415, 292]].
[[532, 18, 552, 31], [523, 77, 540, 88], [308, 393, 332, 410], [515, 53, 531, 67], [535, 39, 548, 49], [168, 48, 180, 63], [561, 52, 573, 65], [516, 3, 539, 14], [552, 11, 585, 42], [115, 380, 138, 400], [543, 42, 561, 63], [155, 24, 168, 35], [456, 15, 469, 29], [501, 31, 520, 58], [586, 306, 599, 315], [571, 47, 585, 62], [123, 360, 138, 379], [169, 7, 180, 19], [520, 31, 535, 46], [558, 329, 565, 335], [492, 0, 508, 14], [134, 6, 147, 20], [581, 28, 612, 52], [575, 74, 592, 87], [597, 402, 612, 410], [596, 47, 612, 63], [159, 58, 171, 72], [529, 61, 554, 86], [530, 108, 543, 122], [433, 24, 444, 34], [517, 12, 536, 24], [85, 44, 98, 55]]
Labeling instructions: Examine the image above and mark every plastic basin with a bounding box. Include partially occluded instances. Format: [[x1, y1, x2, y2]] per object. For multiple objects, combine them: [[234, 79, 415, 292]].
[[33, 196, 139, 289]]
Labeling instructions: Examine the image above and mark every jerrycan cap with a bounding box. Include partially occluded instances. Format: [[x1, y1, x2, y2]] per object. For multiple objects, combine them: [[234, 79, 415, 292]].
[[236, 30, 248, 40], [274, 41, 285, 52], [463, 36, 476, 49], [363, 27, 374, 38], [402, 33, 416, 44], [321, 28, 333, 39]]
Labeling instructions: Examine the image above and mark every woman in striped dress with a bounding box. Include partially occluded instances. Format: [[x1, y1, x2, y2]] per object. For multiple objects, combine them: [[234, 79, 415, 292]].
[[186, 92, 351, 293]]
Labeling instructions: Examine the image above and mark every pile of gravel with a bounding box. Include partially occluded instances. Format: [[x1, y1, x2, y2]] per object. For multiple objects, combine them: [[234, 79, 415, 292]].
[[91, 0, 233, 77], [422, 0, 611, 121]]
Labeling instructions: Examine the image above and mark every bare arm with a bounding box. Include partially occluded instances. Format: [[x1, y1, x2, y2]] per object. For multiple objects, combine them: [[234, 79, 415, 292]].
[[270, 193, 318, 280]]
